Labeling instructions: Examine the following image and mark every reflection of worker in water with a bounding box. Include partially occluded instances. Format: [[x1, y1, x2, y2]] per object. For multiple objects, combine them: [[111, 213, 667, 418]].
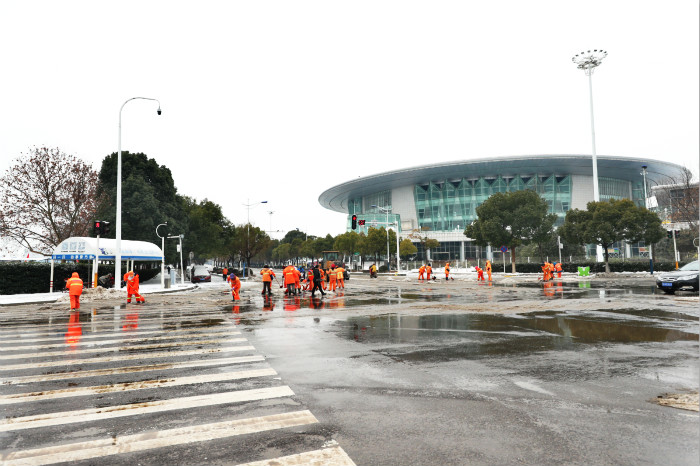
[[418, 264, 425, 280], [543, 281, 555, 297], [65, 272, 83, 310], [228, 273, 241, 301], [65, 310, 82, 348], [125, 271, 145, 304], [122, 313, 139, 331], [485, 260, 492, 281], [263, 296, 275, 311]]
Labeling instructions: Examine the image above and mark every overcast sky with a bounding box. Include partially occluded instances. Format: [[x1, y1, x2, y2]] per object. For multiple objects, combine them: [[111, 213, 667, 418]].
[[1, 1, 698, 241]]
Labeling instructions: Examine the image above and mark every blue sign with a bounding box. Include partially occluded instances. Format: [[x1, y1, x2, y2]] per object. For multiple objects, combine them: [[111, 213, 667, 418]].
[[500, 246, 508, 253]]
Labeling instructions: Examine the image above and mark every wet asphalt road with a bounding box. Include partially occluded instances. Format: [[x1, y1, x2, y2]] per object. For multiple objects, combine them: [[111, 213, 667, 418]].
[[0, 274, 698, 465]]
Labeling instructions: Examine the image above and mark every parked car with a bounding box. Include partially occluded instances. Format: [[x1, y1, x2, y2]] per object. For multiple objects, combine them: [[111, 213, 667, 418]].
[[191, 265, 211, 283], [656, 260, 699, 294]]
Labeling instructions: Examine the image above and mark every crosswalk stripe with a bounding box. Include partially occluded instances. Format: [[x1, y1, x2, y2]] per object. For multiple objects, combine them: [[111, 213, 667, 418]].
[[0, 337, 247, 360], [1, 355, 266, 385], [0, 345, 256, 371], [0, 410, 319, 466], [0, 385, 295, 432], [235, 446, 356, 466], [0, 368, 278, 404], [0, 330, 242, 351], [0, 328, 239, 345]]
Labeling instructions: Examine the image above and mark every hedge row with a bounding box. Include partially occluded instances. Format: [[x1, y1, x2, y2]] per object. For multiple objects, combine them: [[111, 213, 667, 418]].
[[0, 262, 159, 295]]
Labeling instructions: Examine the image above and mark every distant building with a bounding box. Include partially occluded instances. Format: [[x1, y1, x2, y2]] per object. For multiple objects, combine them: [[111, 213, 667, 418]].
[[319, 155, 684, 262]]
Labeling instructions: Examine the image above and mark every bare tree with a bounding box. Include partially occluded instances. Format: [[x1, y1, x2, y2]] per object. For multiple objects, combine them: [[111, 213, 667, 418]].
[[0, 147, 101, 254], [652, 167, 699, 230]]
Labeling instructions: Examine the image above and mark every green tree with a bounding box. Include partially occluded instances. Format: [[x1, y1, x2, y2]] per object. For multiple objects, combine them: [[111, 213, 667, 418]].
[[361, 227, 387, 261], [272, 242, 291, 264], [408, 229, 440, 261], [95, 151, 186, 249], [334, 231, 361, 262], [181, 197, 230, 263], [399, 238, 418, 259], [231, 224, 271, 271], [465, 190, 557, 273], [558, 199, 665, 272]]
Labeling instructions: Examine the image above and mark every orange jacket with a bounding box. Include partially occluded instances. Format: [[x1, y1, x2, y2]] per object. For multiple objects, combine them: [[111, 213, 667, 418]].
[[485, 261, 492, 272], [426, 266, 432, 275], [445, 263, 450, 274], [554, 263, 562, 272], [329, 268, 337, 281], [336, 267, 345, 279], [229, 275, 241, 291], [66, 272, 83, 296], [419, 266, 425, 274], [283, 266, 296, 285], [126, 273, 140, 293], [260, 268, 275, 282], [223, 268, 229, 275]]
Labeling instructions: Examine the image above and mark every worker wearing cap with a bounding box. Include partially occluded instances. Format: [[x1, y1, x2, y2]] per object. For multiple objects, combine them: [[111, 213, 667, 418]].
[[418, 264, 425, 280], [65, 272, 83, 310], [426, 264, 432, 281], [328, 264, 337, 291], [228, 273, 241, 301], [283, 264, 297, 295], [336, 265, 345, 289], [126, 271, 145, 304], [444, 262, 451, 281], [485, 260, 492, 281], [260, 266, 275, 295]]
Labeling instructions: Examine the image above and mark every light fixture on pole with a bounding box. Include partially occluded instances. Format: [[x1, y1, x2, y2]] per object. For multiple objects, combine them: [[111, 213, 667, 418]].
[[641, 165, 654, 275], [572, 49, 607, 262], [156, 223, 168, 288], [371, 205, 400, 272], [116, 97, 162, 290], [242, 199, 267, 279]]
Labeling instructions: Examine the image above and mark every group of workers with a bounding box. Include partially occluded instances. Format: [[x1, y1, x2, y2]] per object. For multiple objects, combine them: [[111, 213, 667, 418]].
[[541, 261, 563, 281], [64, 269, 144, 310]]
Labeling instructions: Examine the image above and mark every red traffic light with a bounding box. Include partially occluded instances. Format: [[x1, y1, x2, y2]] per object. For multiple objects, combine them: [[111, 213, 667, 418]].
[[351, 215, 357, 230], [358, 219, 366, 226]]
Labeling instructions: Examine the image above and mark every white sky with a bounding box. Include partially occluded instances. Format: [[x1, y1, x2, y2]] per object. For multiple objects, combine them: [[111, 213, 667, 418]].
[[1, 1, 698, 240]]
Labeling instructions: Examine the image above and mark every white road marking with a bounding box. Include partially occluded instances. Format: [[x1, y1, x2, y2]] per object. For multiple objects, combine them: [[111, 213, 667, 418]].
[[0, 410, 319, 466], [236, 446, 356, 466], [0, 328, 239, 345], [0, 368, 278, 404], [1, 355, 266, 384], [0, 346, 256, 371], [513, 380, 555, 396], [0, 330, 242, 351], [0, 338, 247, 360], [0, 385, 295, 432]]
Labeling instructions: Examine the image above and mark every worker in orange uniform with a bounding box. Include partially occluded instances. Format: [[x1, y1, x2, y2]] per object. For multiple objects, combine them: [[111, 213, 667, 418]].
[[426, 263, 432, 281], [260, 265, 275, 296], [554, 262, 563, 278], [65, 272, 83, 310], [283, 264, 297, 295], [485, 260, 492, 281], [328, 264, 337, 291], [418, 264, 425, 280], [294, 267, 302, 294], [222, 267, 229, 282], [125, 271, 145, 304], [228, 273, 241, 301], [444, 262, 452, 281], [476, 266, 485, 281], [336, 265, 345, 289]]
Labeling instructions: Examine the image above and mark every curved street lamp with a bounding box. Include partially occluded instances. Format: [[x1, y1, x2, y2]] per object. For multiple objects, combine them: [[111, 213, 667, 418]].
[[371, 205, 400, 272], [115, 97, 161, 289], [242, 199, 267, 278], [156, 222, 168, 288]]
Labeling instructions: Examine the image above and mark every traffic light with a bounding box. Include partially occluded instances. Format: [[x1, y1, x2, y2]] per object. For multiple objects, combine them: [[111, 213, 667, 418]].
[[675, 230, 681, 237], [667, 230, 672, 239], [358, 219, 366, 226], [351, 215, 357, 230], [93, 220, 110, 235]]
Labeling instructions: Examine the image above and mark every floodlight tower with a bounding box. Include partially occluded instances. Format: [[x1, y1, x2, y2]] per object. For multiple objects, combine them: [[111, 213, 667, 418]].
[[572, 49, 607, 262]]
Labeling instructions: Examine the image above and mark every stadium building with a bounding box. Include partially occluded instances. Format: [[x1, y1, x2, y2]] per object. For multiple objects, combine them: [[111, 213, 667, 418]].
[[319, 155, 684, 262]]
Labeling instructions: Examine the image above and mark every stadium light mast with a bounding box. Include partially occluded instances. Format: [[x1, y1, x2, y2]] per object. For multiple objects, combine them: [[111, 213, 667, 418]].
[[572, 49, 607, 262]]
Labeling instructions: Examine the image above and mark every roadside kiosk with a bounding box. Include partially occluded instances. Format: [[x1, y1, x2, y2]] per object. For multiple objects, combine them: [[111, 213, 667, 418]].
[[50, 237, 163, 292]]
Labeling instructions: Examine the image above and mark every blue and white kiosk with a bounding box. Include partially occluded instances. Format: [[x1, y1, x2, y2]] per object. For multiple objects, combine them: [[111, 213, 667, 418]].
[[50, 237, 163, 292]]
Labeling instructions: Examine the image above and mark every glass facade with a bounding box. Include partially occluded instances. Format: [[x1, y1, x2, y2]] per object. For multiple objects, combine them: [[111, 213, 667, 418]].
[[414, 175, 574, 231]]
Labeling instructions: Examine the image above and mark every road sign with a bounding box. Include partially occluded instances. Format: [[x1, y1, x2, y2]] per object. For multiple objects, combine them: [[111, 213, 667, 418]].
[[500, 246, 508, 253]]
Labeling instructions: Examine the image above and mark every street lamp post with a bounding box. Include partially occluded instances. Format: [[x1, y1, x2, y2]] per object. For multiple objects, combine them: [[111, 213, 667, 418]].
[[167, 234, 184, 285], [641, 165, 654, 274], [371, 205, 400, 272], [572, 49, 607, 263], [242, 199, 267, 279], [156, 223, 168, 288], [116, 97, 161, 289]]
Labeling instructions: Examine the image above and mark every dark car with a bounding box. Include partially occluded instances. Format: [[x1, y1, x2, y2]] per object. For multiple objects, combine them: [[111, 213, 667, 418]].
[[656, 260, 699, 294], [191, 266, 211, 283]]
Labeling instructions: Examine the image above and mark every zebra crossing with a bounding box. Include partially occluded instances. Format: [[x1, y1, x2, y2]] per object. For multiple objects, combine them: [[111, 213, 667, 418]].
[[0, 303, 355, 466]]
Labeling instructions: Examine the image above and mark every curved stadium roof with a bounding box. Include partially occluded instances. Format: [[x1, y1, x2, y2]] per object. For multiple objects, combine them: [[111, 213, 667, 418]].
[[318, 154, 684, 213]]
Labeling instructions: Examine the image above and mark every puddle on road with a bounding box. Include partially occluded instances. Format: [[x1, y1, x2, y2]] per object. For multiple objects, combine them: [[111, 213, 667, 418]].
[[337, 312, 698, 360]]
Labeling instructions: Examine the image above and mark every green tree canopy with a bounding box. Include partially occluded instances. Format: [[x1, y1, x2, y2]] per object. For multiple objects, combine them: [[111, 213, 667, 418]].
[[464, 190, 556, 273], [399, 238, 418, 259], [558, 198, 665, 272]]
